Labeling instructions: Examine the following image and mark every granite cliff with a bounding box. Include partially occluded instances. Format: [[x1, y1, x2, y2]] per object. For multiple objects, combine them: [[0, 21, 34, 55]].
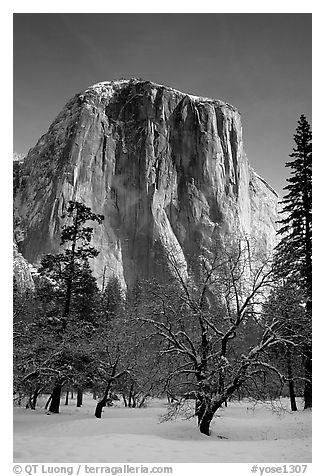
[[14, 79, 278, 289], [13, 242, 35, 291]]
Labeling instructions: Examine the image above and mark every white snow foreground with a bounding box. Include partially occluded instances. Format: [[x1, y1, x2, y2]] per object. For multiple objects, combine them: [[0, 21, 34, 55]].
[[13, 395, 311, 463]]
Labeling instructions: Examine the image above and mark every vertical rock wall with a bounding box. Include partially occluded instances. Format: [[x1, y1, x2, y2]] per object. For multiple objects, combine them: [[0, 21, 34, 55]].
[[14, 79, 278, 289]]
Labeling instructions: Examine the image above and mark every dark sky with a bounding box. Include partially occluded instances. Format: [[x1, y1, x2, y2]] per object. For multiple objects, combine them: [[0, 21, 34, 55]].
[[13, 13, 312, 195]]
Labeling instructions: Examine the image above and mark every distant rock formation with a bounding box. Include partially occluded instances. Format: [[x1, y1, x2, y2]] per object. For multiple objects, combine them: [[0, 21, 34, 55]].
[[13, 152, 25, 162], [14, 79, 278, 289], [13, 242, 35, 291]]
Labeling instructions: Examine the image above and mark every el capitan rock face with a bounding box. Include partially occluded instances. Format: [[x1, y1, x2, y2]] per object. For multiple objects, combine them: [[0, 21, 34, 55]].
[[14, 79, 278, 288]]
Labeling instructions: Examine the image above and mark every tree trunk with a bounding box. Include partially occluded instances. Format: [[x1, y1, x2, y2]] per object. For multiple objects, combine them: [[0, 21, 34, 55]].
[[64, 278, 73, 317], [27, 387, 42, 409], [139, 396, 147, 408], [95, 399, 107, 418], [49, 383, 62, 413], [195, 397, 205, 426], [303, 346, 312, 409], [128, 382, 134, 408], [62, 208, 80, 318], [95, 382, 111, 418], [77, 388, 83, 407], [122, 394, 128, 407], [65, 389, 69, 405], [132, 395, 137, 408], [32, 388, 42, 409], [198, 409, 215, 436], [94, 365, 126, 418], [45, 394, 52, 410], [218, 370, 228, 407], [26, 393, 35, 410], [286, 349, 297, 411]]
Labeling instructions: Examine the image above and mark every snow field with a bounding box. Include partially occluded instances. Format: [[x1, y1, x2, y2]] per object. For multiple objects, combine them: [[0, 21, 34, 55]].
[[13, 395, 311, 463]]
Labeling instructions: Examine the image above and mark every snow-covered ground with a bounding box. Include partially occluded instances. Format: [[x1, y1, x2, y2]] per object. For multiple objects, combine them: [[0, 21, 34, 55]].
[[13, 395, 311, 463]]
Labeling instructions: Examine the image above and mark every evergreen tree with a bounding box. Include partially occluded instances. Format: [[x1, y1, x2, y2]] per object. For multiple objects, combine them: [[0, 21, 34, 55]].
[[101, 275, 124, 321], [275, 115, 312, 295], [275, 115, 312, 409], [39, 200, 104, 325], [262, 281, 308, 411], [37, 200, 104, 412]]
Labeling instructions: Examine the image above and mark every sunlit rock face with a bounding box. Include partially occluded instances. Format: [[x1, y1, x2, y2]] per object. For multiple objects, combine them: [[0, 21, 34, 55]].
[[14, 79, 278, 289], [13, 242, 35, 291]]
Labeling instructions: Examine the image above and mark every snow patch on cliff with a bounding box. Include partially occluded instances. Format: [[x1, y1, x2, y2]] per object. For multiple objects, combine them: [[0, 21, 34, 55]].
[[83, 79, 237, 111]]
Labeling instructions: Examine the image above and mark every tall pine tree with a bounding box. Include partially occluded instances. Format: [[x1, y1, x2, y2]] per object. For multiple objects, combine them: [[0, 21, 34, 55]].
[[275, 114, 312, 409], [39, 201, 104, 324], [38, 200, 104, 412]]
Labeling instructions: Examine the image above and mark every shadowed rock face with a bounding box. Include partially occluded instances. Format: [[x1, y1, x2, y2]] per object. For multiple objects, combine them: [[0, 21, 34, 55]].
[[14, 79, 278, 289]]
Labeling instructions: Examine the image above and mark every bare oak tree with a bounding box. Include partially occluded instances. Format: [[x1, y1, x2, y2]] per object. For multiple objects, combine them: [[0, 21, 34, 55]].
[[138, 237, 294, 435]]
